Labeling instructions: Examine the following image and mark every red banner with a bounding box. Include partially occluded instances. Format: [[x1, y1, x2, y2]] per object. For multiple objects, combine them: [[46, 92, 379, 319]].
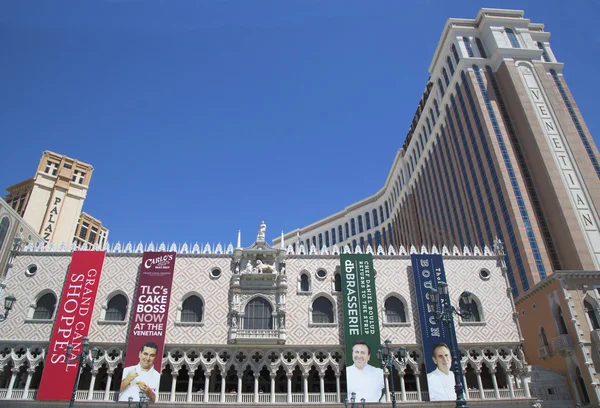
[[37, 250, 106, 400], [119, 252, 176, 403]]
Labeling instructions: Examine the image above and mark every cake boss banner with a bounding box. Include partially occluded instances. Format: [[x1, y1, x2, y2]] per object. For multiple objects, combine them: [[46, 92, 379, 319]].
[[37, 250, 106, 400], [119, 252, 176, 403]]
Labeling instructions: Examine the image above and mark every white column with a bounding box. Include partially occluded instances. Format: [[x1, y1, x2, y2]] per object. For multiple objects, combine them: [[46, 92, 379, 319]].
[[87, 370, 97, 400], [383, 371, 390, 402], [220, 371, 226, 402], [399, 372, 406, 402], [521, 373, 531, 398], [286, 372, 292, 403], [104, 371, 113, 401], [170, 373, 177, 402], [319, 372, 325, 402], [187, 371, 194, 402], [490, 370, 500, 399], [253, 373, 259, 402], [6, 368, 18, 399], [476, 369, 485, 399], [237, 372, 243, 403], [463, 369, 469, 400], [22, 368, 35, 399], [507, 371, 515, 398], [415, 373, 422, 401], [335, 373, 341, 403], [302, 373, 308, 402], [204, 370, 211, 403], [270, 372, 276, 403]]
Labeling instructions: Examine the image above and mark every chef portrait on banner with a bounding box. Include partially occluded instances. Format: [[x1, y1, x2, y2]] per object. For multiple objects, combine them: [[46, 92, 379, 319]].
[[427, 342, 456, 401], [346, 340, 385, 402]]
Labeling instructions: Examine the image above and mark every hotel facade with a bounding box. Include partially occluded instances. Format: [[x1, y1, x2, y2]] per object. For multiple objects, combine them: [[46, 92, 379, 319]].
[[0, 7, 598, 407]]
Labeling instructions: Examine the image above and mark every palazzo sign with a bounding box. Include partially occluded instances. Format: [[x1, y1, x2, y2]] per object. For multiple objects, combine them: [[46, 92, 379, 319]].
[[340, 254, 384, 403], [118, 252, 176, 403], [42, 191, 65, 242], [37, 251, 106, 400]]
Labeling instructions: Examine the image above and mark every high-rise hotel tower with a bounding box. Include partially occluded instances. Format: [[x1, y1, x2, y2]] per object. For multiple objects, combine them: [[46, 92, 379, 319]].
[[276, 8, 600, 298]]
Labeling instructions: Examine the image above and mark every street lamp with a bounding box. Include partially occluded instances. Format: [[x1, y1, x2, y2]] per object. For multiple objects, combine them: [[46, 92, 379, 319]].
[[428, 281, 473, 408], [128, 390, 150, 408], [377, 339, 407, 408], [65, 336, 99, 408], [0, 295, 16, 321], [343, 391, 365, 408]]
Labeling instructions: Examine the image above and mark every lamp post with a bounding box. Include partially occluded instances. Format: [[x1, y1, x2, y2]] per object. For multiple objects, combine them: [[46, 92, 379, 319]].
[[343, 391, 365, 408], [128, 390, 150, 408], [65, 336, 99, 408], [377, 339, 406, 408], [0, 295, 16, 321], [428, 281, 474, 408]]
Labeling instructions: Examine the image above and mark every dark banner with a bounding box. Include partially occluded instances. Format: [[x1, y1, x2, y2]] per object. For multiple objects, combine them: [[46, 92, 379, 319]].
[[411, 254, 464, 401], [119, 252, 176, 403], [37, 251, 106, 400], [340, 254, 384, 403]]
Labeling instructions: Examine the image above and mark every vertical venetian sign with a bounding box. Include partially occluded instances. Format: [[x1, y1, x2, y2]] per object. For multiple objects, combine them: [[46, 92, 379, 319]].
[[119, 252, 176, 403], [37, 250, 106, 400], [411, 254, 464, 401], [340, 254, 384, 403]]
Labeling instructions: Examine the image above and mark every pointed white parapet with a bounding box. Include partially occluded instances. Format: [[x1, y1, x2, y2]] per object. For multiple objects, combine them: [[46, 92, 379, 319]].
[[236, 230, 242, 249]]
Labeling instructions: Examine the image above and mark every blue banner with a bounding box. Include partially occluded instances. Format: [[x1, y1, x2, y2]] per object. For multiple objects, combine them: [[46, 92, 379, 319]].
[[411, 254, 464, 401]]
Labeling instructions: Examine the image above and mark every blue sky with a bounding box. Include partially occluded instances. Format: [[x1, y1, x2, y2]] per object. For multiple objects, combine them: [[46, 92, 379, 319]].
[[1, 0, 599, 248]]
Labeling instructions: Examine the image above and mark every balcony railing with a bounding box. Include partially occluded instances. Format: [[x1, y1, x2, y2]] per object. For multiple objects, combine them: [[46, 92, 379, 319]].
[[1, 388, 531, 402], [591, 329, 600, 344], [552, 333, 573, 355], [538, 345, 551, 359]]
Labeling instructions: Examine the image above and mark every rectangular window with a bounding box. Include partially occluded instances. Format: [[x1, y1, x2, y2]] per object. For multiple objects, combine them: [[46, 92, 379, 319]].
[[72, 170, 86, 184], [63, 163, 72, 169], [79, 222, 89, 240], [89, 227, 98, 244]]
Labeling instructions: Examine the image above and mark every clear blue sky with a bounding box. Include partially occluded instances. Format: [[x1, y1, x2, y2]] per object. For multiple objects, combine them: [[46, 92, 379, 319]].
[[1, 0, 599, 248]]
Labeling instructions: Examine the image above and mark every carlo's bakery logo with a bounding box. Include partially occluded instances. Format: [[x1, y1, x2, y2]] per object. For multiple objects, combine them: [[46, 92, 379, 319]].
[[144, 254, 174, 270]]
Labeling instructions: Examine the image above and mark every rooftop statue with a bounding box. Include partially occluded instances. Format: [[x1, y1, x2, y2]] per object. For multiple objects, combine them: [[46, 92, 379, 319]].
[[257, 221, 266, 242]]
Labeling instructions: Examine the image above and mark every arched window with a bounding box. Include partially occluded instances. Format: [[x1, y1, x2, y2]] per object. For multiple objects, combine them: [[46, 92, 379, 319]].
[[325, 231, 330, 247], [434, 100, 440, 117], [330, 228, 336, 245], [350, 219, 356, 236], [476, 38, 487, 58], [459, 292, 483, 322], [181, 295, 203, 323], [556, 306, 569, 335], [506, 28, 520, 48], [33, 293, 57, 320], [244, 297, 272, 330], [379, 206, 384, 222], [372, 209, 379, 227], [451, 44, 460, 64], [318, 233, 323, 249], [375, 231, 382, 248], [358, 216, 364, 233], [0, 217, 9, 252], [339, 226, 344, 242], [367, 234, 373, 248], [334, 274, 342, 292], [359, 237, 365, 250], [105, 294, 127, 321], [539, 326, 549, 347], [385, 297, 407, 323], [442, 68, 450, 86], [300, 273, 310, 292], [345, 223, 350, 239], [438, 78, 445, 97], [365, 213, 371, 230], [312, 297, 334, 323], [584, 300, 600, 330], [447, 56, 455, 75], [463, 36, 474, 57], [537, 42, 550, 62]]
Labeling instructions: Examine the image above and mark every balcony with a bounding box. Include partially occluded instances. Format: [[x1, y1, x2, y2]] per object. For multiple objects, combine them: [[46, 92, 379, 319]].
[[232, 329, 284, 345], [591, 329, 600, 345], [538, 345, 551, 359], [552, 334, 573, 356]]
